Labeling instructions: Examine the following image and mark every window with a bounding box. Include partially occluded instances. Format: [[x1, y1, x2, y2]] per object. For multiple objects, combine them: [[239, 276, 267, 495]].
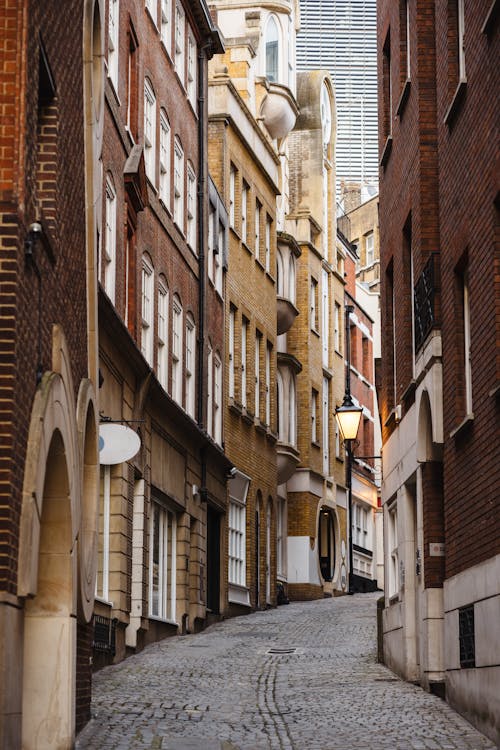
[[462, 268, 472, 414], [400, 0, 410, 83], [187, 28, 197, 108], [141, 255, 154, 365], [388, 504, 399, 598], [265, 16, 279, 82], [255, 200, 261, 260], [322, 377, 329, 475], [310, 277, 318, 331], [276, 249, 284, 295], [255, 332, 261, 419], [456, 0, 466, 80], [214, 354, 222, 444], [126, 27, 138, 138], [187, 163, 196, 250], [334, 302, 341, 352], [335, 420, 341, 458], [265, 215, 272, 273], [149, 499, 177, 621], [229, 306, 235, 399], [322, 269, 329, 366], [108, 0, 119, 90], [287, 13, 294, 89], [229, 164, 236, 227], [175, 2, 185, 81], [216, 224, 224, 295], [185, 313, 195, 417], [382, 31, 392, 140], [311, 389, 318, 443], [289, 253, 296, 304], [159, 109, 170, 208], [228, 477, 249, 589], [289, 376, 297, 445], [365, 231, 374, 265], [96, 465, 112, 601], [207, 341, 213, 436], [104, 176, 117, 303], [265, 343, 271, 426], [157, 277, 169, 390], [174, 137, 184, 229], [172, 295, 183, 404], [241, 317, 248, 408], [146, 0, 157, 25], [160, 0, 171, 53], [144, 78, 156, 182], [241, 181, 248, 245]]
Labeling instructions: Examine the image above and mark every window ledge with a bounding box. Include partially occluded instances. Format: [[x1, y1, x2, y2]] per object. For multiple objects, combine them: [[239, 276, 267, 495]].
[[242, 240, 252, 256], [311, 440, 321, 449], [380, 134, 393, 168], [444, 79, 467, 128], [311, 327, 320, 338], [255, 419, 267, 434], [401, 378, 417, 404], [94, 596, 114, 609], [242, 407, 255, 425], [389, 593, 400, 605], [229, 398, 242, 416], [266, 428, 278, 444], [148, 615, 178, 627], [396, 79, 411, 118], [106, 76, 121, 107], [488, 381, 500, 398], [384, 404, 401, 428], [449, 412, 474, 439]]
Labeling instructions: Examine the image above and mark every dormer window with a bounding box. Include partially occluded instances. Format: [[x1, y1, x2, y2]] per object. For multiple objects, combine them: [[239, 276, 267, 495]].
[[265, 16, 279, 83]]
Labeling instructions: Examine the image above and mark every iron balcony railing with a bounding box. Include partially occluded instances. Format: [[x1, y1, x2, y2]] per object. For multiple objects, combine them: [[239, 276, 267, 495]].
[[414, 253, 439, 352]]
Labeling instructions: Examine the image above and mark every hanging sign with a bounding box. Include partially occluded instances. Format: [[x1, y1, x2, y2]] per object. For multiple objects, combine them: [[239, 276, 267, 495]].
[[99, 423, 141, 465]]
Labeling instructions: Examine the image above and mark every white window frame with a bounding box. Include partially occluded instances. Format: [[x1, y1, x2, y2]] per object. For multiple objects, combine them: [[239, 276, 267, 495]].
[[265, 215, 272, 273], [108, 0, 119, 91], [322, 269, 329, 367], [265, 15, 280, 83], [463, 269, 472, 414], [157, 278, 169, 391], [187, 27, 197, 108], [229, 307, 235, 399], [241, 181, 248, 245], [255, 200, 261, 261], [334, 302, 341, 352], [172, 295, 183, 404], [146, 0, 157, 25], [174, 136, 184, 230], [215, 224, 223, 295], [265, 343, 271, 426], [289, 376, 297, 445], [229, 492, 247, 588], [388, 504, 399, 598], [310, 277, 318, 331], [185, 313, 195, 417], [104, 175, 117, 304], [149, 499, 177, 621], [457, 0, 466, 80], [175, 1, 185, 82], [229, 164, 235, 227], [311, 389, 318, 443], [144, 78, 156, 183], [208, 204, 215, 284], [365, 231, 374, 266], [187, 163, 196, 251], [159, 109, 171, 209], [255, 333, 261, 420], [160, 0, 171, 54], [214, 353, 222, 444], [241, 318, 248, 408], [405, 0, 411, 79], [207, 341, 213, 437], [141, 255, 154, 365]]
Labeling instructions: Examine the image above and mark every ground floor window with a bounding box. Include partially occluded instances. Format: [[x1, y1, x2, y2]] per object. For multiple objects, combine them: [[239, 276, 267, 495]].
[[318, 506, 335, 582], [149, 498, 177, 621], [229, 499, 246, 587]]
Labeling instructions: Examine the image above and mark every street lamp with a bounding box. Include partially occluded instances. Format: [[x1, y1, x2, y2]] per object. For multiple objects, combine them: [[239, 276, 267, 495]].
[[335, 304, 362, 595]]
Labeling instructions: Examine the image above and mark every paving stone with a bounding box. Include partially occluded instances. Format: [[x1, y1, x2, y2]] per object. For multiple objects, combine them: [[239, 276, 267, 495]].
[[76, 594, 495, 750]]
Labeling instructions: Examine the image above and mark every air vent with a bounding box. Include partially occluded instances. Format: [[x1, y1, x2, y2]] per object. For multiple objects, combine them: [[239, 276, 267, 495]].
[[459, 604, 475, 668], [267, 647, 297, 655]]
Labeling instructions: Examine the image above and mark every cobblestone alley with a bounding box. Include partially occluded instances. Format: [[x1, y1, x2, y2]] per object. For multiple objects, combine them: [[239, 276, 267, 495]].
[[76, 593, 496, 750]]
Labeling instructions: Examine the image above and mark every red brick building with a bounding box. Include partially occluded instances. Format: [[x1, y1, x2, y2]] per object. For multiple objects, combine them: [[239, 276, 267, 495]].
[[94, 0, 230, 671], [378, 0, 499, 742], [0, 0, 103, 745]]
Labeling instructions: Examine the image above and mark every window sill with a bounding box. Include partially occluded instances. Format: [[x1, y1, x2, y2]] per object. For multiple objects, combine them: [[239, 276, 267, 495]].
[[145, 7, 158, 30], [401, 378, 417, 405], [94, 596, 114, 609], [311, 440, 321, 449], [241, 407, 255, 425], [148, 615, 178, 627], [255, 419, 268, 434], [266, 428, 278, 444], [488, 381, 500, 398], [380, 135, 393, 168], [384, 404, 401, 427], [106, 76, 121, 107], [241, 240, 252, 256], [160, 40, 173, 62], [449, 412, 474, 439], [396, 79, 411, 118], [389, 594, 400, 606], [311, 327, 320, 338], [444, 79, 467, 128], [229, 398, 242, 416], [228, 583, 251, 607]]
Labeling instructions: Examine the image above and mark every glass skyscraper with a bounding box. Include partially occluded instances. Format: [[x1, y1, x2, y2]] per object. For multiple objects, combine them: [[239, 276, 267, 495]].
[[296, 0, 378, 200]]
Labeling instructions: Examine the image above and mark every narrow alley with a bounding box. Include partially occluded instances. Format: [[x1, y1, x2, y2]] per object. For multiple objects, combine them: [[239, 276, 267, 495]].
[[76, 594, 495, 750]]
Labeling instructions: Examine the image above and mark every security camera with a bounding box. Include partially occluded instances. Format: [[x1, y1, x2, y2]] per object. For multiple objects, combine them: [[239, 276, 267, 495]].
[[227, 466, 237, 479], [29, 222, 42, 235]]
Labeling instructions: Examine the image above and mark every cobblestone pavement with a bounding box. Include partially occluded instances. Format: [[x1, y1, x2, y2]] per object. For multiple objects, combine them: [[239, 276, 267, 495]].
[[77, 593, 496, 750]]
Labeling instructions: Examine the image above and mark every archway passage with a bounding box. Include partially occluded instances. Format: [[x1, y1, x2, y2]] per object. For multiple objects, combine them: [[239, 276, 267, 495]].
[[22, 429, 76, 749], [318, 507, 336, 582]]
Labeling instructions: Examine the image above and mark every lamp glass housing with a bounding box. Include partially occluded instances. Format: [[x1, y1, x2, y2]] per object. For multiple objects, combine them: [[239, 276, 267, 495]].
[[335, 400, 363, 441]]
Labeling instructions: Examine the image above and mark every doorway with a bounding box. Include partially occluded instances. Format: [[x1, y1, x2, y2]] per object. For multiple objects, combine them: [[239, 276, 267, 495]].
[[318, 507, 336, 582], [206, 506, 220, 614]]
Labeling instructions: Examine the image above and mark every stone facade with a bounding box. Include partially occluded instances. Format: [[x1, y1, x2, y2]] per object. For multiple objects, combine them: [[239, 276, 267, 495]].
[[378, 0, 500, 743]]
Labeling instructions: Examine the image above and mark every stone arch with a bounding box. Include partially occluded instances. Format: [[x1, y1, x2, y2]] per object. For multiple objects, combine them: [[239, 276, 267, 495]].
[[417, 389, 441, 463], [18, 373, 79, 749], [316, 502, 339, 585]]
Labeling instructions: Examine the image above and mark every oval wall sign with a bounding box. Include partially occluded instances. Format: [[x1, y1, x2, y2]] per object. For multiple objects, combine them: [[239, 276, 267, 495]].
[[99, 423, 141, 465]]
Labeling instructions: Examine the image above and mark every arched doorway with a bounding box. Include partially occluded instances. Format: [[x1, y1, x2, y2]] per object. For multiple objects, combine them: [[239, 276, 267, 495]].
[[318, 507, 336, 582], [22, 429, 76, 748], [266, 498, 272, 605]]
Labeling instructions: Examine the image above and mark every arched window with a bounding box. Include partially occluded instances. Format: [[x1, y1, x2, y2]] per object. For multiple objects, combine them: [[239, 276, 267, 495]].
[[288, 375, 296, 445], [159, 109, 171, 208], [276, 370, 284, 440], [104, 174, 117, 303], [141, 253, 154, 365], [172, 294, 183, 404], [265, 16, 279, 82], [185, 312, 196, 417], [157, 275, 169, 390], [276, 249, 284, 296]]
